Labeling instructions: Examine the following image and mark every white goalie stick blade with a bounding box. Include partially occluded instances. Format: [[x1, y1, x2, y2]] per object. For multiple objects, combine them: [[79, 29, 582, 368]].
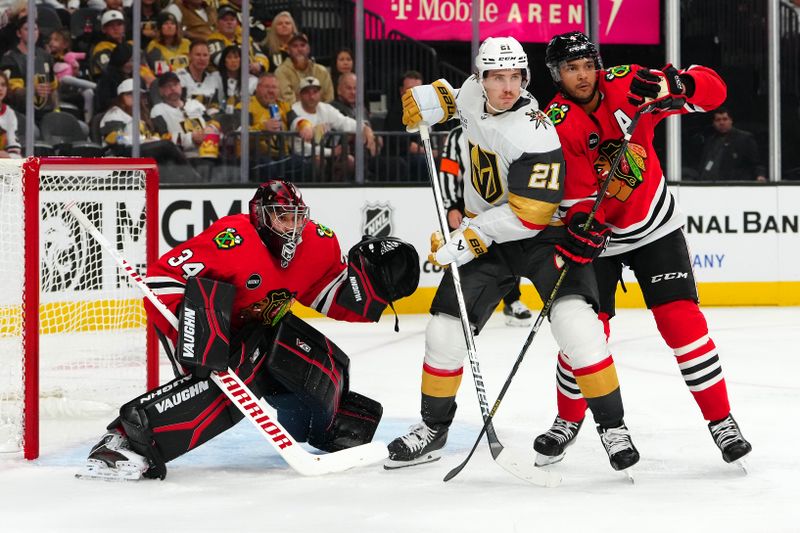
[[493, 448, 562, 488], [211, 370, 388, 476]]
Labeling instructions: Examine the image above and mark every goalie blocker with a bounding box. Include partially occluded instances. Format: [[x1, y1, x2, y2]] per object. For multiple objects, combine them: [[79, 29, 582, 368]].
[[109, 280, 383, 479]]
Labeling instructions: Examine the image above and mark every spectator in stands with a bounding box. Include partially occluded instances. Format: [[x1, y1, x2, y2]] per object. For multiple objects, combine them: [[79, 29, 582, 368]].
[[330, 48, 353, 99], [94, 41, 133, 115], [177, 40, 222, 114], [102, 77, 200, 181], [0, 16, 58, 121], [208, 4, 269, 74], [47, 28, 87, 120], [221, 0, 267, 43], [698, 107, 767, 182], [89, 10, 126, 80], [288, 76, 376, 180], [262, 10, 297, 73], [383, 70, 426, 179], [164, 0, 216, 42], [246, 71, 309, 180], [126, 0, 162, 48], [151, 71, 220, 180], [146, 12, 191, 76], [275, 32, 334, 105], [216, 45, 257, 115], [0, 71, 21, 158]]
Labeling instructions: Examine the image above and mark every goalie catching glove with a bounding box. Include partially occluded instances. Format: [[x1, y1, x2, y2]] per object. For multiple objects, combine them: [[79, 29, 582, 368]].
[[627, 64, 687, 113], [402, 79, 457, 130], [336, 236, 420, 321], [555, 212, 610, 265], [429, 218, 491, 268]]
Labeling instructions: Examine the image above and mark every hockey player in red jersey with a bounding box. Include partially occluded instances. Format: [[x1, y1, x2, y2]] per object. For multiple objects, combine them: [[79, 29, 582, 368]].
[[533, 32, 752, 467], [77, 180, 420, 480], [384, 37, 639, 473]]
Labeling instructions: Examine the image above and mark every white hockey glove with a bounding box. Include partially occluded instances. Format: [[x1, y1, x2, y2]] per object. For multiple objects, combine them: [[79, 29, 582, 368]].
[[402, 79, 457, 131], [429, 218, 491, 268]]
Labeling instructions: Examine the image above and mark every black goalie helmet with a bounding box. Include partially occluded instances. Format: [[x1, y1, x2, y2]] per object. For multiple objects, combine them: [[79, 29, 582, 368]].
[[545, 31, 603, 84], [249, 180, 309, 268]]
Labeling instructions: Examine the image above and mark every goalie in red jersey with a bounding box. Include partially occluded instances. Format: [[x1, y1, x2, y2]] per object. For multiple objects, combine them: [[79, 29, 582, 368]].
[[77, 180, 420, 481], [533, 32, 752, 468]]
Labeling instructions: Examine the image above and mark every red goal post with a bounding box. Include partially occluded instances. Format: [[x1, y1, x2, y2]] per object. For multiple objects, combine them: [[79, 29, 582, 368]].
[[0, 157, 159, 459]]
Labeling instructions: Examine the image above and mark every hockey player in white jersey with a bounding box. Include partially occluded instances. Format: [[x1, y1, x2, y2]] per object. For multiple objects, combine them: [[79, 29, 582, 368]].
[[385, 37, 640, 472]]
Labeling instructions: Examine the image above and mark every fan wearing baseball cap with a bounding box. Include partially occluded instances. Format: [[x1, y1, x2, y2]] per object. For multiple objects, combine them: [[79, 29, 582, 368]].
[[89, 10, 127, 79], [274, 33, 334, 105], [207, 4, 270, 74]]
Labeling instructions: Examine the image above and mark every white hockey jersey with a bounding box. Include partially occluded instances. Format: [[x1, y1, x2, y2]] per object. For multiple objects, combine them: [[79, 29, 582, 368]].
[[452, 75, 565, 244]]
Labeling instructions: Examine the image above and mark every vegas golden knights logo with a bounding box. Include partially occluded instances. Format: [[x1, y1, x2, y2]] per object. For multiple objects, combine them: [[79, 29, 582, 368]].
[[469, 142, 503, 203]]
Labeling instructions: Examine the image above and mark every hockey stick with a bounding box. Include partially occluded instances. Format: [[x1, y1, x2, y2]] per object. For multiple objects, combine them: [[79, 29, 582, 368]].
[[418, 124, 558, 487], [443, 110, 644, 483], [65, 202, 388, 476]]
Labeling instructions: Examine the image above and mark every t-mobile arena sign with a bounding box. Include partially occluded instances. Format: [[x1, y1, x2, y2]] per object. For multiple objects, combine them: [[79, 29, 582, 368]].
[[369, 0, 659, 44]]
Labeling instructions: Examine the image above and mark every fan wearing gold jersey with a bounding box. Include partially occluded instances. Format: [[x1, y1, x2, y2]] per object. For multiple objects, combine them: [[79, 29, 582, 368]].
[[385, 37, 639, 474]]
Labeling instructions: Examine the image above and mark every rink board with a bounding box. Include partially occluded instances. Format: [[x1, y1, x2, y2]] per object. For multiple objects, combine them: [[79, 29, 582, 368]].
[[159, 185, 800, 313]]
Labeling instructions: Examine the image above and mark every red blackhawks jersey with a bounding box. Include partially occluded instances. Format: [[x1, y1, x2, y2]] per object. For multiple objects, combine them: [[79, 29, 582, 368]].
[[547, 64, 726, 255], [144, 214, 369, 350]]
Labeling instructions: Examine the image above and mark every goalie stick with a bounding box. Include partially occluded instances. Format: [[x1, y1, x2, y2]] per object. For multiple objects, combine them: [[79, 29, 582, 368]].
[[443, 111, 644, 483], [418, 123, 561, 488], [65, 202, 388, 477]]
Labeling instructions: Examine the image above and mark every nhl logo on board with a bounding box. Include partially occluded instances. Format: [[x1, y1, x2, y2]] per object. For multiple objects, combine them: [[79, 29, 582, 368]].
[[361, 202, 393, 237]]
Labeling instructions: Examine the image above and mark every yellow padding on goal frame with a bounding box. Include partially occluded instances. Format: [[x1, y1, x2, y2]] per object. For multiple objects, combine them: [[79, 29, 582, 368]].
[[0, 300, 146, 335]]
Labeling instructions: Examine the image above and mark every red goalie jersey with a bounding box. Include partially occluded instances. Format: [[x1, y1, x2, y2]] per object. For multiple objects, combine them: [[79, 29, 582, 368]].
[[144, 214, 370, 348], [547, 64, 726, 255]]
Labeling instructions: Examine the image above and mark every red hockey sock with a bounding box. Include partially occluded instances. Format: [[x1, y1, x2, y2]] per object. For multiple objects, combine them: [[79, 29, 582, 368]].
[[651, 300, 731, 421], [555, 352, 588, 423]]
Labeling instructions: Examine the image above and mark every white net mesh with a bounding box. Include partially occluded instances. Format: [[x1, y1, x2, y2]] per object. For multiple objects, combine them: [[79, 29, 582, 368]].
[[0, 160, 153, 455]]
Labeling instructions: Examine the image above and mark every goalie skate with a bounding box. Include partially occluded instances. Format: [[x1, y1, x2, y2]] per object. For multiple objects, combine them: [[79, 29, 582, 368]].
[[384, 422, 448, 469], [75, 431, 150, 482]]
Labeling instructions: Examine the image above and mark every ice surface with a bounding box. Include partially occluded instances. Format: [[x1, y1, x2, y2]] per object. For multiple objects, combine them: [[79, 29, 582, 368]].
[[1, 307, 798, 532]]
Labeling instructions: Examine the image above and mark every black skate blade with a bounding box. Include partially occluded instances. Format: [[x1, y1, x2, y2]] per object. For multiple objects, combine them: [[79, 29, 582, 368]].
[[383, 451, 442, 470]]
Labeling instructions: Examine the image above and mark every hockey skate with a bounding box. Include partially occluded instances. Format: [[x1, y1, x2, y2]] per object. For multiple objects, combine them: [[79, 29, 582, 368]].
[[533, 416, 583, 466], [502, 300, 532, 327], [75, 431, 150, 481], [709, 414, 752, 465], [384, 422, 448, 469], [597, 422, 639, 472]]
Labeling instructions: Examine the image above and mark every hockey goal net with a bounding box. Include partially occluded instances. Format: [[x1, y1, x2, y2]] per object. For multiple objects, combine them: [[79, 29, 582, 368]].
[[0, 157, 159, 459]]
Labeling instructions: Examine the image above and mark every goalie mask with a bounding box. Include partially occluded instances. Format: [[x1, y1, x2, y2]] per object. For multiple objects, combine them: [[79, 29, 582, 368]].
[[250, 181, 309, 268], [545, 31, 603, 84]]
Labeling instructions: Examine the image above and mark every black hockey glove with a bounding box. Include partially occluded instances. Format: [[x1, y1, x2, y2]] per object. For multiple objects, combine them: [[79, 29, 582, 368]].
[[627, 64, 686, 112], [556, 212, 611, 265]]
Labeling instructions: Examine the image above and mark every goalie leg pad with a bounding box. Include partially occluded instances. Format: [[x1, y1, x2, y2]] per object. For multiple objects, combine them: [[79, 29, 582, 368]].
[[308, 390, 383, 452], [258, 313, 351, 445], [176, 277, 236, 378], [117, 354, 267, 478]]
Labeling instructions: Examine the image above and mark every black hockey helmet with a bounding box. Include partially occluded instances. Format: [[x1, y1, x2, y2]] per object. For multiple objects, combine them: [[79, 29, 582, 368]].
[[545, 31, 603, 84], [249, 180, 309, 268]]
